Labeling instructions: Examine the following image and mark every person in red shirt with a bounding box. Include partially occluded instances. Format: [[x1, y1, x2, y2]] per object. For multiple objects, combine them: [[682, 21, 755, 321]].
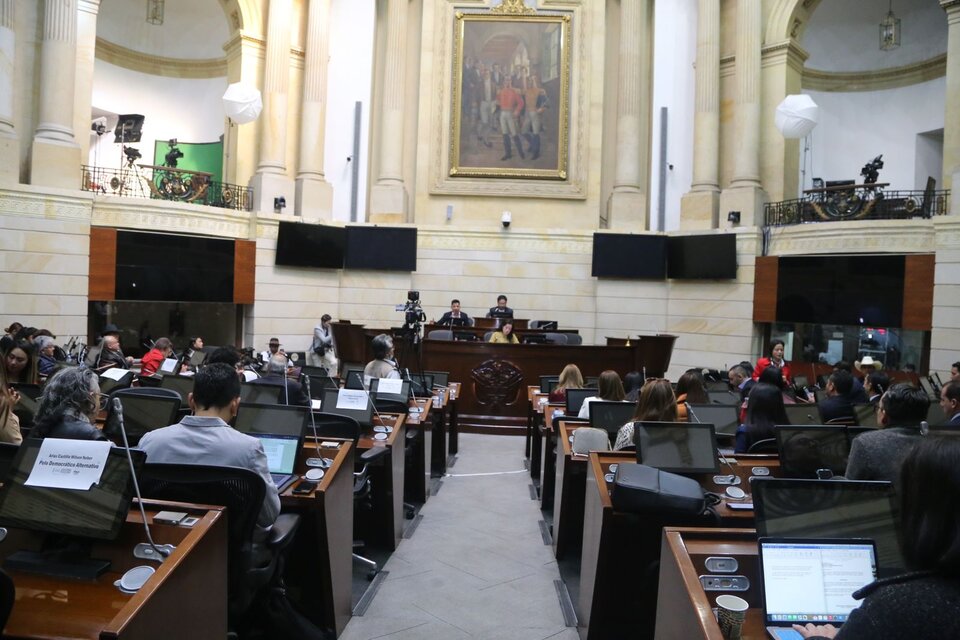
[[752, 339, 791, 383], [140, 337, 174, 377], [496, 76, 525, 161]]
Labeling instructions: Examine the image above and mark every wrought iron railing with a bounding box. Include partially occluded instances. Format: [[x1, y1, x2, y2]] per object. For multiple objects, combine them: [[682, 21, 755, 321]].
[[764, 188, 950, 226], [81, 164, 253, 212]]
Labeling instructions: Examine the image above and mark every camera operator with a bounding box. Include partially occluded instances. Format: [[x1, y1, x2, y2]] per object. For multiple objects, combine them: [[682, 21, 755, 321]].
[[308, 314, 338, 372]]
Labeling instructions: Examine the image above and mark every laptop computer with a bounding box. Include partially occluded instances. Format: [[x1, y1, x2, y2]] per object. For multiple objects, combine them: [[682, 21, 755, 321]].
[[774, 425, 850, 479], [632, 421, 720, 474], [752, 478, 904, 577], [759, 538, 878, 639], [105, 394, 181, 443], [160, 374, 194, 405], [158, 357, 180, 375], [588, 401, 637, 444], [566, 388, 595, 415], [320, 387, 374, 428], [539, 376, 560, 394], [254, 433, 301, 493], [240, 382, 285, 405], [408, 373, 434, 397], [686, 403, 739, 437], [234, 403, 309, 438], [784, 404, 821, 426], [852, 403, 878, 428]]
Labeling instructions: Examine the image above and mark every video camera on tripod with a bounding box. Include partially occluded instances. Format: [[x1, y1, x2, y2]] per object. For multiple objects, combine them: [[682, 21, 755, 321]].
[[396, 291, 426, 330]]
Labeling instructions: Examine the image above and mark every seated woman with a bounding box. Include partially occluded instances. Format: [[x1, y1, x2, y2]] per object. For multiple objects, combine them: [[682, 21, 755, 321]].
[[752, 339, 791, 383], [623, 371, 643, 403], [3, 339, 39, 385], [35, 335, 59, 377], [613, 378, 677, 451], [0, 366, 22, 445], [675, 370, 709, 420], [31, 368, 107, 440], [488, 321, 519, 344], [139, 337, 174, 377], [794, 436, 960, 639], [734, 382, 788, 453], [549, 364, 583, 403], [578, 370, 626, 419]]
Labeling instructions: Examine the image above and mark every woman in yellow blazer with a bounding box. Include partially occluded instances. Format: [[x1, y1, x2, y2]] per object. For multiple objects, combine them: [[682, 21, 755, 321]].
[[489, 321, 520, 344]]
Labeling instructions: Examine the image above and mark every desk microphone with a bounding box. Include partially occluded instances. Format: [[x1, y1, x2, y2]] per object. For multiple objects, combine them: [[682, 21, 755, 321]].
[[303, 375, 326, 468], [112, 397, 176, 560], [687, 402, 740, 487]]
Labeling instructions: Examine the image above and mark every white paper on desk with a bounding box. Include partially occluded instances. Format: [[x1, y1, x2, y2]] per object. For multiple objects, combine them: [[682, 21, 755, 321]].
[[376, 378, 403, 395], [160, 358, 179, 373], [100, 367, 130, 381], [311, 399, 322, 411], [336, 389, 369, 410], [24, 439, 112, 490]]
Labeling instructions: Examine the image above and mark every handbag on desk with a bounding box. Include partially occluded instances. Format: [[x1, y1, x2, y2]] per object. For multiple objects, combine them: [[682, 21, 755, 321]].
[[610, 463, 705, 516]]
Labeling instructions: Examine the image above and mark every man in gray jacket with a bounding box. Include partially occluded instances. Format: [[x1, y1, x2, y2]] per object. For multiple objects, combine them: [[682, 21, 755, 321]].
[[845, 383, 929, 484]]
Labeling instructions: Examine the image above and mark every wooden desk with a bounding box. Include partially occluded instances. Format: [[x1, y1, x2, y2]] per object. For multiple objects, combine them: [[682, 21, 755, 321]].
[[552, 422, 592, 560], [2, 501, 226, 640], [540, 410, 586, 512], [404, 398, 433, 505], [356, 414, 406, 551], [446, 382, 461, 456], [656, 527, 763, 640], [282, 440, 354, 638]]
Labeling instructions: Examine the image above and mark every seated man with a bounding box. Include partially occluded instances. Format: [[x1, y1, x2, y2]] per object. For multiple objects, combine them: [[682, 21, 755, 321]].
[[818, 370, 855, 422], [437, 299, 472, 327], [249, 354, 310, 406], [363, 334, 401, 386], [940, 379, 960, 427], [139, 337, 174, 377], [486, 294, 514, 319], [96, 334, 134, 370], [139, 363, 280, 535], [845, 383, 929, 483]]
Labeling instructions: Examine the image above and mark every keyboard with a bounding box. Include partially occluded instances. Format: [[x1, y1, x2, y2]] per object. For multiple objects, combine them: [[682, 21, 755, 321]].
[[271, 473, 296, 493]]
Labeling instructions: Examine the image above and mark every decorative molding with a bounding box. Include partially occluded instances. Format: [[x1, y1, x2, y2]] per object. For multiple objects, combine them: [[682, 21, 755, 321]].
[[96, 38, 228, 79], [491, 0, 536, 15], [765, 219, 938, 256], [417, 226, 592, 254], [803, 54, 948, 93], [0, 188, 93, 222], [760, 39, 809, 74], [90, 195, 252, 239]]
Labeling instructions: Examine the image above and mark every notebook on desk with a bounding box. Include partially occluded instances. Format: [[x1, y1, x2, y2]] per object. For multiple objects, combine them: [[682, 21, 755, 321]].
[[758, 538, 878, 640], [254, 433, 301, 493]]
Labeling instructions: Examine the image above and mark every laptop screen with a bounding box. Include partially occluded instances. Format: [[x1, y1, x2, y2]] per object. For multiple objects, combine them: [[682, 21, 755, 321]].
[[255, 434, 299, 475], [320, 387, 374, 427], [110, 395, 181, 439], [775, 426, 850, 479], [343, 370, 365, 390], [588, 401, 636, 441], [753, 478, 904, 577], [425, 371, 449, 387], [760, 539, 877, 626], [160, 375, 194, 405], [633, 422, 720, 474], [234, 403, 309, 438], [566, 388, 595, 415], [686, 403, 739, 437]]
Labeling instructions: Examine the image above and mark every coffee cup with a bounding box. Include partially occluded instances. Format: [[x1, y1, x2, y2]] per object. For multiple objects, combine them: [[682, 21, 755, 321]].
[[716, 594, 749, 639]]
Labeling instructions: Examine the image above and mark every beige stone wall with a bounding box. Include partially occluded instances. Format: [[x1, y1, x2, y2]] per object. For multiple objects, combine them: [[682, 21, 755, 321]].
[[932, 216, 960, 378]]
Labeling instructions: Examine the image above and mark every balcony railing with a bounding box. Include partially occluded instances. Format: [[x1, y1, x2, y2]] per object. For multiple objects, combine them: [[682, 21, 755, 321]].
[[764, 186, 950, 227], [81, 164, 252, 212]]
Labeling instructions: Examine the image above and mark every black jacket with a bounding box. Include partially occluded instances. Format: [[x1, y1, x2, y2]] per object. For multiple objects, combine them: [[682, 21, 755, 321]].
[[41, 416, 108, 441]]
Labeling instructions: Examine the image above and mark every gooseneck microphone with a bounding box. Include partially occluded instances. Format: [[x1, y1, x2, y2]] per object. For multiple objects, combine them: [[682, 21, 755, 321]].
[[302, 375, 326, 468], [112, 397, 175, 559]]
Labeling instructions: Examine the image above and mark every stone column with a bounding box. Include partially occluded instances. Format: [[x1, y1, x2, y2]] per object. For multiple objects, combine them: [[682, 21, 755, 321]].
[[0, 0, 17, 184], [942, 0, 960, 202], [74, 0, 101, 170], [369, 0, 408, 221], [680, 0, 720, 229], [30, 0, 82, 189], [719, 0, 767, 227], [607, 0, 653, 231], [295, 0, 333, 220], [249, 0, 295, 214]]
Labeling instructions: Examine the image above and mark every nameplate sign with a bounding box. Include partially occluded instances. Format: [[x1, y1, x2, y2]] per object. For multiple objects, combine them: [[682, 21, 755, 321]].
[[377, 378, 404, 395], [25, 439, 111, 490], [336, 389, 368, 410]]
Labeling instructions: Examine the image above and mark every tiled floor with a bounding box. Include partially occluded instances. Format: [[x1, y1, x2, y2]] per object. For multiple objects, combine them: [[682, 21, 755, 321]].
[[339, 434, 578, 640]]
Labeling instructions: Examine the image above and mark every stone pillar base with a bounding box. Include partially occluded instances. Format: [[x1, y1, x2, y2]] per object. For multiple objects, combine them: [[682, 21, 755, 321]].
[[369, 181, 407, 222], [606, 190, 648, 231], [295, 177, 333, 221], [0, 134, 19, 186], [719, 184, 767, 228], [29, 138, 81, 189], [249, 171, 296, 215], [679, 189, 720, 230], [952, 171, 960, 215]]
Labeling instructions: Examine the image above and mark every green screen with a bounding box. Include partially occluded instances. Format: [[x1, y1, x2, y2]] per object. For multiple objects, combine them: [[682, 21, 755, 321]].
[[152, 140, 223, 183]]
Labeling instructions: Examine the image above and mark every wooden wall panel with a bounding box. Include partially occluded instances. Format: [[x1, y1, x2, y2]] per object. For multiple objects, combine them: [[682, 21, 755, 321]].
[[752, 256, 779, 323], [88, 227, 117, 300], [233, 240, 256, 304], [902, 254, 935, 331]]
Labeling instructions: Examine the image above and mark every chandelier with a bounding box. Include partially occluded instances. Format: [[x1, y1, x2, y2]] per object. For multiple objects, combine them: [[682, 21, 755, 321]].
[[879, 0, 900, 51], [146, 0, 164, 26]]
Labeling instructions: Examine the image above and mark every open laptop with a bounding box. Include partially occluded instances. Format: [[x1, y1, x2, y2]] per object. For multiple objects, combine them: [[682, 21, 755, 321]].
[[234, 403, 309, 438], [588, 401, 637, 444], [158, 357, 180, 375], [104, 394, 181, 444], [160, 374, 194, 405], [759, 538, 878, 640], [254, 433, 301, 493], [539, 376, 560, 394], [686, 403, 739, 437], [240, 382, 285, 405], [320, 387, 374, 428], [632, 421, 720, 474], [407, 373, 435, 397], [565, 388, 595, 415], [774, 425, 850, 479]]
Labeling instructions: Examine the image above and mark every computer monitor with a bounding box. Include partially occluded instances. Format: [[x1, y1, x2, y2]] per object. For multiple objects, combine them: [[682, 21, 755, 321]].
[[707, 390, 739, 406], [407, 373, 434, 397], [343, 369, 365, 390], [588, 401, 636, 443], [633, 422, 720, 474], [522, 334, 548, 345], [784, 404, 821, 426], [300, 365, 332, 378], [304, 374, 340, 399], [105, 394, 181, 443], [188, 350, 207, 367], [774, 425, 850, 479], [369, 378, 411, 404], [853, 403, 879, 428], [234, 403, 309, 438], [489, 307, 513, 319], [566, 388, 595, 415], [752, 478, 904, 577], [320, 387, 374, 427], [159, 374, 194, 405], [425, 370, 450, 387], [685, 403, 740, 437], [539, 376, 560, 394], [240, 382, 283, 405]]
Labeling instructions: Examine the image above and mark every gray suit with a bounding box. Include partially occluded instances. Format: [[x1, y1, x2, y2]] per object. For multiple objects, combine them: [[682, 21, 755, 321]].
[[845, 426, 922, 484]]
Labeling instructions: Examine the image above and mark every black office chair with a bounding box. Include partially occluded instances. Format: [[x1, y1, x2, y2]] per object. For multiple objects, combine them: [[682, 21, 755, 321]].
[[544, 332, 568, 345], [138, 464, 300, 629], [427, 330, 453, 341], [747, 438, 779, 454], [0, 568, 12, 633], [0, 443, 19, 484], [565, 334, 583, 345]]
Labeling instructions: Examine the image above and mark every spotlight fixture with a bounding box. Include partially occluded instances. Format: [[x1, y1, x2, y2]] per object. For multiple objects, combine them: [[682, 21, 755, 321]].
[[727, 211, 741, 224], [274, 197, 287, 213]]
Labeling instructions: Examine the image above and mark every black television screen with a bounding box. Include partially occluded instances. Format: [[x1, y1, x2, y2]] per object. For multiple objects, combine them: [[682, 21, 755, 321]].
[[667, 233, 737, 279], [776, 255, 905, 326], [275, 220, 345, 269], [591, 233, 667, 279], [344, 226, 417, 271], [115, 231, 234, 302]]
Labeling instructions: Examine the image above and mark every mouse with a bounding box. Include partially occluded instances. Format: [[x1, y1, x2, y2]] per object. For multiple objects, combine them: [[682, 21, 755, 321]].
[[725, 486, 746, 500], [305, 468, 325, 481]]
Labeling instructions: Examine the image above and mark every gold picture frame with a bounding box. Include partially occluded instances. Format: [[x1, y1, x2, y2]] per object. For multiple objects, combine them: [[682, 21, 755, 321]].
[[449, 9, 571, 180]]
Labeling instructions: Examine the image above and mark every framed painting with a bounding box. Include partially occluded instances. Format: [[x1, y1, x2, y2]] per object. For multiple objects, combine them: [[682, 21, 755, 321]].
[[449, 5, 571, 180]]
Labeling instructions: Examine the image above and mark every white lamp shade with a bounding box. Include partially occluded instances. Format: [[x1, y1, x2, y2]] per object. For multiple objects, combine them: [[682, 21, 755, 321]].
[[775, 94, 820, 139], [222, 82, 263, 124]]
